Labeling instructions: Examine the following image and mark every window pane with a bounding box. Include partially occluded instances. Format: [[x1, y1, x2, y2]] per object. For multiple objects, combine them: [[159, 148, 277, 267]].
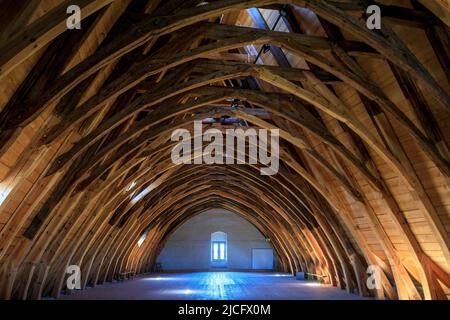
[[220, 243, 225, 260], [213, 243, 218, 260]]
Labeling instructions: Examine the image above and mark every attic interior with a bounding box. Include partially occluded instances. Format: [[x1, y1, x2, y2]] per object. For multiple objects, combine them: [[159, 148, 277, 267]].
[[0, 0, 449, 301]]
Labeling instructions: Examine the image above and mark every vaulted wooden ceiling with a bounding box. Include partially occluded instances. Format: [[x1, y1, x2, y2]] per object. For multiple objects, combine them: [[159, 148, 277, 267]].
[[0, 0, 449, 300]]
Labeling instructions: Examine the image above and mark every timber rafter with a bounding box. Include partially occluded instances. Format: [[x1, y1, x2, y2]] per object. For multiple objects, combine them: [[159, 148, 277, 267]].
[[0, 0, 449, 301]]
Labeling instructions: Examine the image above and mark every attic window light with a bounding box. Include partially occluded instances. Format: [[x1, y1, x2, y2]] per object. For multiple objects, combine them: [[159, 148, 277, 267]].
[[126, 181, 137, 192], [137, 231, 148, 247], [0, 182, 12, 207], [131, 183, 156, 204]]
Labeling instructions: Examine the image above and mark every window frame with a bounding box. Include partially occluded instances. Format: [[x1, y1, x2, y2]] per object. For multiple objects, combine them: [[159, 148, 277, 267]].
[[211, 240, 227, 261]]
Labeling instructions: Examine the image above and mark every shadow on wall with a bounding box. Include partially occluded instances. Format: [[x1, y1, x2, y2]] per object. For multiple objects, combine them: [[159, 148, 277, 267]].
[[156, 209, 276, 270]]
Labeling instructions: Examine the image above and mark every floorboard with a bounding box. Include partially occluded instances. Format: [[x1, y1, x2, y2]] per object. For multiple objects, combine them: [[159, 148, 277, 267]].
[[57, 272, 370, 300]]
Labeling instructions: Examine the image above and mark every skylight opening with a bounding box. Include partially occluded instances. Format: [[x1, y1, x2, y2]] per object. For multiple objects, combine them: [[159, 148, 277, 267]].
[[131, 183, 155, 204], [126, 181, 137, 192], [137, 231, 148, 247], [0, 182, 12, 207]]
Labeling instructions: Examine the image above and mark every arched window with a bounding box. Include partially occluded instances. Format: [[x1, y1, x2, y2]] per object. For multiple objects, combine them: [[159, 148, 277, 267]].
[[211, 231, 227, 264]]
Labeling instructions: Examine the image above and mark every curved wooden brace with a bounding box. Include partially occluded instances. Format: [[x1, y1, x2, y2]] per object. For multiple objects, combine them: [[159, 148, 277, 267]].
[[1, 0, 449, 301]]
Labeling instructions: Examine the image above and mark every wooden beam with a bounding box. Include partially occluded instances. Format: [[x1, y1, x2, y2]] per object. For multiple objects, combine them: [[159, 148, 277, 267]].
[[0, 0, 116, 80], [419, 0, 450, 26]]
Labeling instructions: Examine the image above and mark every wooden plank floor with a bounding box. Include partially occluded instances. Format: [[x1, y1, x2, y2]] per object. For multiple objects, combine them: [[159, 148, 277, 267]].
[[58, 272, 370, 300]]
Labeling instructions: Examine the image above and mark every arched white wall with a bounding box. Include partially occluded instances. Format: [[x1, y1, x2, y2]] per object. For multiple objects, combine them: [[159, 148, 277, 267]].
[[156, 209, 274, 270], [211, 231, 227, 241]]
